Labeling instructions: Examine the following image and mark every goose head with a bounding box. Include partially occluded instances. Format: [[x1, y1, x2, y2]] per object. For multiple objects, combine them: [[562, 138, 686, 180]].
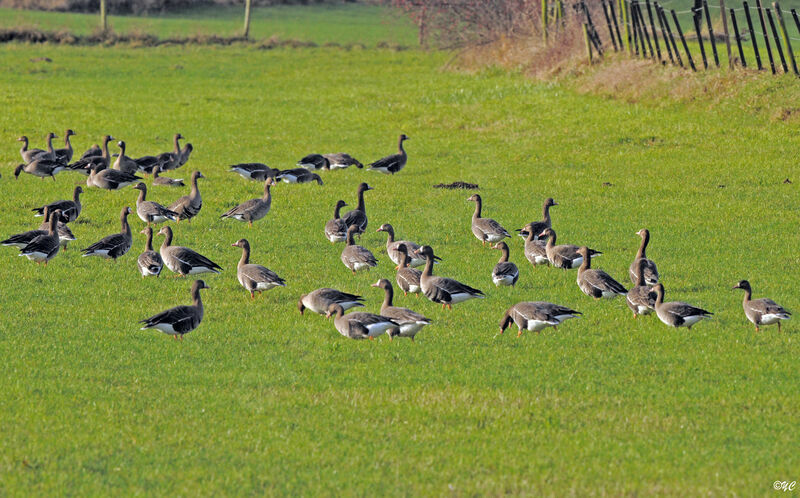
[[13, 164, 24, 179], [544, 197, 557, 207], [335, 200, 348, 210], [732, 280, 751, 292], [376, 223, 394, 234], [133, 182, 147, 192], [46, 132, 58, 140], [418, 245, 443, 262], [492, 241, 509, 252], [636, 228, 649, 238], [399, 133, 410, 142], [370, 278, 392, 290], [17, 136, 28, 144], [65, 129, 76, 138], [231, 238, 251, 250], [192, 279, 210, 292], [325, 303, 344, 319], [467, 193, 481, 203], [539, 227, 556, 239], [358, 182, 373, 193]]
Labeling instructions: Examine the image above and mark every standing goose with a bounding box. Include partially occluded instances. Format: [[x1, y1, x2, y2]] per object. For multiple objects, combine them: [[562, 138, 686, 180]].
[[129, 154, 162, 175], [137, 227, 164, 277], [39, 206, 75, 250], [324, 153, 363, 170], [517, 198, 557, 238], [733, 280, 791, 332], [54, 129, 76, 164], [376, 223, 424, 268], [156, 133, 184, 171], [324, 200, 349, 243], [31, 185, 83, 223], [368, 134, 409, 174], [81, 207, 133, 261], [88, 164, 142, 190], [178, 142, 193, 168], [628, 228, 659, 286], [168, 171, 204, 222], [232, 238, 286, 299], [419, 245, 484, 309], [499, 301, 582, 337], [14, 158, 65, 181], [18, 133, 57, 163], [229, 163, 276, 181], [371, 279, 431, 341], [467, 194, 510, 245], [152, 165, 184, 187], [340, 225, 378, 274], [220, 178, 274, 227], [297, 154, 330, 170], [521, 222, 549, 267], [653, 283, 713, 329], [140, 280, 209, 340], [2, 207, 73, 250], [157, 226, 222, 276], [576, 246, 627, 299], [626, 257, 657, 318], [68, 135, 115, 175], [112, 141, 140, 175], [491, 241, 519, 287], [133, 183, 178, 225], [540, 228, 601, 270], [341, 182, 373, 236], [326, 303, 399, 340], [395, 243, 423, 297], [276, 168, 323, 185], [297, 288, 365, 315], [18, 210, 61, 265]]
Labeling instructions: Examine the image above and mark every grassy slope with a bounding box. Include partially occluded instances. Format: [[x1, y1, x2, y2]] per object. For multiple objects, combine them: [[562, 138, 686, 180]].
[[0, 30, 799, 497]]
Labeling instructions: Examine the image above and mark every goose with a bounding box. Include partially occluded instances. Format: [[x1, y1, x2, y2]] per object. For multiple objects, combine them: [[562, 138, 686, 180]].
[[733, 280, 791, 332], [14, 158, 65, 181], [139, 279, 209, 340], [232, 238, 286, 299], [499, 301, 582, 337], [88, 164, 142, 190], [39, 206, 76, 250], [229, 163, 276, 181], [276, 168, 323, 185], [371, 279, 431, 341], [517, 198, 557, 238], [326, 303, 399, 340], [18, 132, 57, 163], [79, 143, 102, 160], [576, 246, 627, 299], [137, 227, 164, 277], [178, 142, 193, 168], [81, 206, 133, 261], [18, 210, 61, 265], [2, 207, 72, 249], [67, 135, 115, 175], [653, 283, 713, 329], [112, 141, 140, 175], [133, 183, 178, 225], [341, 225, 378, 274], [31, 185, 83, 223], [324, 153, 363, 170], [376, 223, 424, 268], [297, 288, 365, 315], [220, 178, 274, 227], [152, 165, 184, 187], [297, 154, 329, 170], [491, 241, 519, 287], [54, 129, 76, 164], [520, 222, 549, 267], [626, 257, 656, 318], [395, 243, 422, 296], [540, 228, 601, 269], [341, 182, 372, 236], [128, 154, 162, 175], [419, 245, 483, 309], [468, 194, 510, 245], [324, 200, 348, 243], [157, 226, 222, 276], [628, 228, 659, 286], [156, 133, 184, 171], [168, 171, 204, 222], [368, 134, 409, 174]]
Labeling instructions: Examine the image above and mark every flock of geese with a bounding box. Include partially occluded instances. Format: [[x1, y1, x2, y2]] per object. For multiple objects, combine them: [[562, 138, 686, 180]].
[[5, 131, 792, 340]]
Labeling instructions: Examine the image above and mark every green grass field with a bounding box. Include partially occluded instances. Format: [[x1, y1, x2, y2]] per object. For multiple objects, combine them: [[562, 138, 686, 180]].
[[1, 6, 799, 495]]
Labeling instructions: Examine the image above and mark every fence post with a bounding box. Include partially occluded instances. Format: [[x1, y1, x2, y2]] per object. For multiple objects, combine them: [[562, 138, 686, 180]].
[[601, 1, 619, 51], [744, 2, 764, 70], [243, 0, 252, 39], [631, 1, 641, 55], [720, 0, 733, 68], [730, 9, 747, 66], [755, 0, 777, 73], [693, 8, 709, 68], [621, 0, 631, 53], [661, 5, 684, 66], [672, 9, 697, 70], [766, 9, 788, 72], [793, 9, 800, 36], [584, 23, 594, 61], [774, 2, 798, 75], [100, 0, 107, 33], [543, 0, 549, 43], [655, 2, 676, 63], [646, 0, 663, 61], [609, 0, 624, 47], [636, 2, 654, 57], [703, 1, 720, 66]]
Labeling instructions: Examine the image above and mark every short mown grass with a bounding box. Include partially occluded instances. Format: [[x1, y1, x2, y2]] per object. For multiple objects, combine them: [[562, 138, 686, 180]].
[[0, 23, 798, 496]]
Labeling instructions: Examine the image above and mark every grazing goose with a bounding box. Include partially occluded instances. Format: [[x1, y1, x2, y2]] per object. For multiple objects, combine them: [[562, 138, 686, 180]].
[[653, 284, 713, 329], [297, 154, 329, 170], [324, 200, 349, 243], [576, 246, 627, 299], [168, 171, 204, 222], [395, 243, 423, 296], [128, 154, 162, 175], [18, 210, 61, 265], [112, 141, 140, 175], [341, 225, 378, 274], [368, 134, 409, 174], [517, 198, 557, 238], [79, 143, 101, 160], [376, 223, 424, 268], [371, 279, 431, 341], [232, 238, 286, 299], [626, 258, 657, 318], [158, 226, 222, 276], [68, 135, 115, 175], [32, 185, 83, 223], [152, 165, 184, 187], [628, 228, 659, 286], [156, 133, 184, 171], [468, 194, 510, 245], [178, 142, 193, 168], [341, 182, 373, 236], [326, 303, 399, 340], [18, 132, 57, 163], [520, 222, 549, 267], [324, 153, 363, 170], [297, 288, 365, 315], [733, 280, 791, 332], [499, 301, 582, 337], [54, 129, 76, 164], [491, 241, 519, 287], [220, 178, 274, 227], [138, 227, 164, 277], [540, 228, 601, 270], [140, 279, 209, 340], [133, 183, 178, 225], [88, 164, 142, 190], [276, 168, 323, 185], [81, 207, 133, 261], [419, 245, 483, 309], [14, 158, 65, 181], [229, 163, 276, 181]]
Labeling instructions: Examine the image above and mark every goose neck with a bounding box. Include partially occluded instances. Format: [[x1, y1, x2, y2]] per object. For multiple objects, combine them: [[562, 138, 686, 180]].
[[382, 286, 394, 310], [333, 203, 343, 219], [346, 230, 356, 246], [239, 245, 250, 267], [742, 287, 752, 303], [102, 137, 112, 159], [636, 231, 649, 259], [173, 135, 182, 154], [161, 229, 173, 249], [472, 198, 482, 219], [398, 136, 406, 154], [498, 245, 510, 263], [144, 230, 154, 252], [121, 211, 131, 237], [357, 189, 367, 213], [422, 255, 435, 278]]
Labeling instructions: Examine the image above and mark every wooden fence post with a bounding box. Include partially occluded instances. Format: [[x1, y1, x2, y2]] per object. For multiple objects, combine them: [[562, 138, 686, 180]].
[[793, 9, 800, 36], [584, 23, 594, 61], [755, 0, 777, 73], [100, 0, 107, 33], [621, 0, 631, 53], [243, 0, 252, 39], [543, 0, 549, 43], [646, 0, 663, 61], [774, 2, 798, 75], [601, 1, 619, 51], [655, 2, 676, 63], [609, 0, 624, 47], [730, 9, 747, 66], [672, 9, 697, 70], [703, 1, 720, 66], [661, 5, 684, 66], [631, 1, 641, 55], [720, 0, 733, 68], [636, 2, 654, 58], [693, 8, 709, 68], [766, 9, 788, 72], [744, 2, 764, 70]]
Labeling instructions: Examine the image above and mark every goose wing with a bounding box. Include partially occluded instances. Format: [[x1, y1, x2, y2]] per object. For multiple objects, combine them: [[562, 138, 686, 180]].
[[325, 218, 347, 240], [341, 209, 367, 231], [663, 301, 713, 318], [221, 198, 262, 218], [240, 264, 285, 287], [140, 305, 199, 334], [474, 218, 510, 239], [2, 229, 46, 247], [82, 233, 129, 257], [138, 251, 163, 274], [381, 306, 430, 325], [21, 233, 59, 255], [342, 245, 377, 265], [582, 269, 628, 295], [139, 201, 178, 221], [748, 298, 790, 317], [169, 246, 222, 272], [432, 276, 484, 299]]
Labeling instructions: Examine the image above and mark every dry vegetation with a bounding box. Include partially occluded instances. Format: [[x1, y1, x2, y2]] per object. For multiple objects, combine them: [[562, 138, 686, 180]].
[[0, 0, 355, 14]]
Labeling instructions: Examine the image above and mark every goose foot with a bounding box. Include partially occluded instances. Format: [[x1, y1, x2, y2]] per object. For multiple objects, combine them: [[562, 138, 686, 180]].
[[516, 330, 522, 338], [778, 322, 782, 333]]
